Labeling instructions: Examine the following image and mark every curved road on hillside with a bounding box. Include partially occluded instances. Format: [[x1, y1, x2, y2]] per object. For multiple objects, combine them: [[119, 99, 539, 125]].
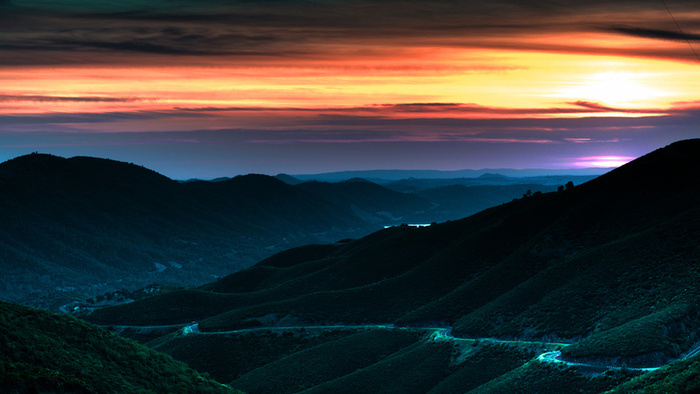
[[182, 323, 568, 347], [537, 351, 660, 373], [180, 323, 628, 373], [182, 323, 568, 346], [101, 321, 700, 374]]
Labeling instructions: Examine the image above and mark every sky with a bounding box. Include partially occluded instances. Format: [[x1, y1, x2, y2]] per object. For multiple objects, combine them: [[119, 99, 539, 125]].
[[0, 0, 699, 179]]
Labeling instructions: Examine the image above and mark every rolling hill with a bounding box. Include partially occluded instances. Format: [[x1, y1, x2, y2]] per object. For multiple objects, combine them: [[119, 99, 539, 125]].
[[83, 139, 700, 392], [0, 153, 435, 307], [0, 152, 577, 310]]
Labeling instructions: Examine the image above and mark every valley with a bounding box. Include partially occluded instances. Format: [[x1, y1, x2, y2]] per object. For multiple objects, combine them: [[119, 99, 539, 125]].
[[2, 139, 699, 393]]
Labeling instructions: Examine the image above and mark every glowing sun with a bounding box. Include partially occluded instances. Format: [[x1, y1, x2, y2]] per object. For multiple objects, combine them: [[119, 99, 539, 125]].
[[559, 71, 662, 107]]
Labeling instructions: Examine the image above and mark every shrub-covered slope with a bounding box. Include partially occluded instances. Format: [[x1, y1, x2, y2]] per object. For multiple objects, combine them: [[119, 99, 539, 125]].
[[151, 327, 561, 394], [606, 354, 700, 393], [88, 140, 699, 358], [0, 301, 238, 393], [85, 139, 700, 392]]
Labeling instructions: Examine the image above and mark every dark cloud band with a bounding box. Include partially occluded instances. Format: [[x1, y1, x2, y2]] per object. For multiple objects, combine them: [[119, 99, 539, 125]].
[[1, 0, 699, 64], [609, 26, 700, 42]]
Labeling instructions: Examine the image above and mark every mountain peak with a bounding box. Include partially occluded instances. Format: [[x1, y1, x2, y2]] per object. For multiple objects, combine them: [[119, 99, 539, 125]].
[[0, 152, 66, 175], [0, 153, 172, 186], [581, 138, 700, 195]]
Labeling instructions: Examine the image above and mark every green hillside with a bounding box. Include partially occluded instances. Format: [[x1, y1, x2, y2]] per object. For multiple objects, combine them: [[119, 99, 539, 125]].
[[607, 355, 700, 393], [0, 301, 239, 393]]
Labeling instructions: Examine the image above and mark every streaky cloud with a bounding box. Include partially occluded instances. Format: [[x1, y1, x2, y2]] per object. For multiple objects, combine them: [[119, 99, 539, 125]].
[[0, 95, 146, 103], [608, 26, 700, 42], [246, 137, 558, 144], [568, 101, 667, 114], [173, 101, 676, 117], [564, 138, 623, 143], [0, 110, 190, 125]]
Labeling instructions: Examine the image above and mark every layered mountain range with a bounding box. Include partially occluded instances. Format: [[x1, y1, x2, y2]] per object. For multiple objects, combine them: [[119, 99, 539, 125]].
[[0, 153, 568, 307], [80, 139, 700, 392]]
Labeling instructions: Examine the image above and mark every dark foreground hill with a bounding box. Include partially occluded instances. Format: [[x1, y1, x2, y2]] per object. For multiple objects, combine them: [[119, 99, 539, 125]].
[[0, 301, 239, 393], [0, 154, 437, 307], [84, 139, 700, 392]]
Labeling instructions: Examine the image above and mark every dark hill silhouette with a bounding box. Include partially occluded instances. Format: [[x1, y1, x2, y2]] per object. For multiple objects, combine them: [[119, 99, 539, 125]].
[[0, 154, 438, 307], [0, 153, 173, 190], [86, 140, 700, 389]]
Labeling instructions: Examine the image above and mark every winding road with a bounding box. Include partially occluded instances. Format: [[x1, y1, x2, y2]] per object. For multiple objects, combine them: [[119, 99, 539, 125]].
[[537, 351, 660, 373], [102, 321, 700, 374], [178, 323, 615, 372]]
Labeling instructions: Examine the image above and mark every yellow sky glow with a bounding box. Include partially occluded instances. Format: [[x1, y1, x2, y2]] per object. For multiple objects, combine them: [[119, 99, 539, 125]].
[[1, 44, 699, 120]]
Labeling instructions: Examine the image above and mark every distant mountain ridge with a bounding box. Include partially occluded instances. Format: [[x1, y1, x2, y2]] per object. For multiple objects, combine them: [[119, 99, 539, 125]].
[[288, 167, 611, 182], [84, 139, 700, 392]]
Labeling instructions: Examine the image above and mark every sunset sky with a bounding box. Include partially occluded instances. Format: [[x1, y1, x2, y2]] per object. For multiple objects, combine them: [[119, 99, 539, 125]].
[[1, 0, 699, 179]]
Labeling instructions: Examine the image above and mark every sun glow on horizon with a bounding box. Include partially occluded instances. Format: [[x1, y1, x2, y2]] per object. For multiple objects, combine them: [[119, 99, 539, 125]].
[[0, 1, 699, 177], [2, 48, 697, 121], [571, 156, 636, 168], [554, 71, 666, 107], [0, 36, 699, 146]]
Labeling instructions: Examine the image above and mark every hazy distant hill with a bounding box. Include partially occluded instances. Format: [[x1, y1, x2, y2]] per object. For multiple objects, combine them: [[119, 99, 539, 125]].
[[384, 174, 599, 191], [0, 154, 432, 307], [290, 167, 609, 182], [401, 183, 560, 223], [85, 139, 700, 392], [296, 179, 431, 223], [274, 173, 304, 185]]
